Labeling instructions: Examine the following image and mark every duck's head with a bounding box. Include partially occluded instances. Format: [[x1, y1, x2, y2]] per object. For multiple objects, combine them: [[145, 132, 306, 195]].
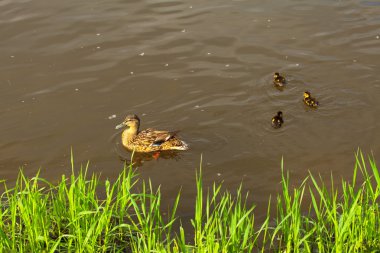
[[277, 111, 283, 117], [303, 91, 311, 98], [115, 114, 140, 130], [274, 72, 280, 78]]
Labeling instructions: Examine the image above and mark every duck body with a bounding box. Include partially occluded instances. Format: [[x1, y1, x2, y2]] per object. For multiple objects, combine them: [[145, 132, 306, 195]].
[[122, 128, 188, 152], [303, 91, 319, 108], [273, 72, 286, 87], [271, 111, 284, 129], [116, 114, 189, 152]]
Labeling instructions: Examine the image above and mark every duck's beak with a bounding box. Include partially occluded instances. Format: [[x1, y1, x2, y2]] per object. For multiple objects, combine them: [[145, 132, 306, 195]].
[[115, 122, 126, 130]]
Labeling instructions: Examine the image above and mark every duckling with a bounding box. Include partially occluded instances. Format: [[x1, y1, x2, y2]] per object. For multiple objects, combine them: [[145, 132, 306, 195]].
[[271, 111, 284, 129], [115, 114, 189, 152], [303, 91, 319, 108], [273, 72, 286, 87]]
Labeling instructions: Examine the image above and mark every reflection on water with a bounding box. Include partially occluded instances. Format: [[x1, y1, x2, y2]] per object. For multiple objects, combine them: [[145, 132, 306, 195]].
[[118, 150, 183, 167], [1, 0, 380, 217]]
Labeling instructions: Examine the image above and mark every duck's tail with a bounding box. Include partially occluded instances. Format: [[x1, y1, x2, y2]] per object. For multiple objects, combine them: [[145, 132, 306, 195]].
[[171, 140, 189, 151]]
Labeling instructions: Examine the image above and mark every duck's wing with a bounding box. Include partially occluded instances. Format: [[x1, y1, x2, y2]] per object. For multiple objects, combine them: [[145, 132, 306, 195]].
[[139, 129, 179, 146], [152, 130, 180, 146]]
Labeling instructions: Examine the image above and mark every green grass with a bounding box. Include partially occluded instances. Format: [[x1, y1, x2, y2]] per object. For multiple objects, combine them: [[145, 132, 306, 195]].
[[0, 151, 379, 252]]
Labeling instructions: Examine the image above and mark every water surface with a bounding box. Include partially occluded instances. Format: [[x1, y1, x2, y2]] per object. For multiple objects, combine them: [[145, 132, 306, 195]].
[[1, 0, 380, 218]]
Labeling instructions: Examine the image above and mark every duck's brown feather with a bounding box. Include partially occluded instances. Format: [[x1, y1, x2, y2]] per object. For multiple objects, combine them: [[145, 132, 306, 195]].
[[124, 129, 188, 152]]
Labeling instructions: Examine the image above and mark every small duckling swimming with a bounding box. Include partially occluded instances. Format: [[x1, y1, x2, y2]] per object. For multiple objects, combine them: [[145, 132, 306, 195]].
[[273, 72, 286, 87], [271, 111, 284, 129], [115, 114, 189, 152], [303, 91, 319, 108]]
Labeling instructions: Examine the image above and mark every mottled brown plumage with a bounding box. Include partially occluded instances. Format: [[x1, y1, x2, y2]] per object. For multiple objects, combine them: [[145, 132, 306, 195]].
[[115, 114, 188, 152]]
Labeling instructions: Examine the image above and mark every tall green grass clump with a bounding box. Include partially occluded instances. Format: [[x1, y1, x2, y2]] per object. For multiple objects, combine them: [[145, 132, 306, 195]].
[[0, 156, 180, 252], [272, 152, 380, 252], [183, 168, 268, 252], [0, 151, 378, 252]]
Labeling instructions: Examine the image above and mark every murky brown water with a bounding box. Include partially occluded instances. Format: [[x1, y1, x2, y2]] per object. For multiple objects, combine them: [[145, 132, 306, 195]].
[[1, 0, 380, 219]]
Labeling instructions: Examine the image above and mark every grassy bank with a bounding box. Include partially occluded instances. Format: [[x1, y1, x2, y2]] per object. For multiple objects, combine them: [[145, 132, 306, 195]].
[[0, 152, 379, 252]]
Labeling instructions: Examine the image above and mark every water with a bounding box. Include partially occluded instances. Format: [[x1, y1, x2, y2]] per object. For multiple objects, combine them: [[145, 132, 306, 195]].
[[1, 0, 380, 219]]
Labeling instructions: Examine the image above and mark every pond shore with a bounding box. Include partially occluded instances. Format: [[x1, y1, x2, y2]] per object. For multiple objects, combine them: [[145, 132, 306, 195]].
[[0, 151, 379, 252]]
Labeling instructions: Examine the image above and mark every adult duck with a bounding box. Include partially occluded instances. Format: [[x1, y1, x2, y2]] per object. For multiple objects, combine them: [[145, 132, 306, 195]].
[[115, 114, 189, 152]]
